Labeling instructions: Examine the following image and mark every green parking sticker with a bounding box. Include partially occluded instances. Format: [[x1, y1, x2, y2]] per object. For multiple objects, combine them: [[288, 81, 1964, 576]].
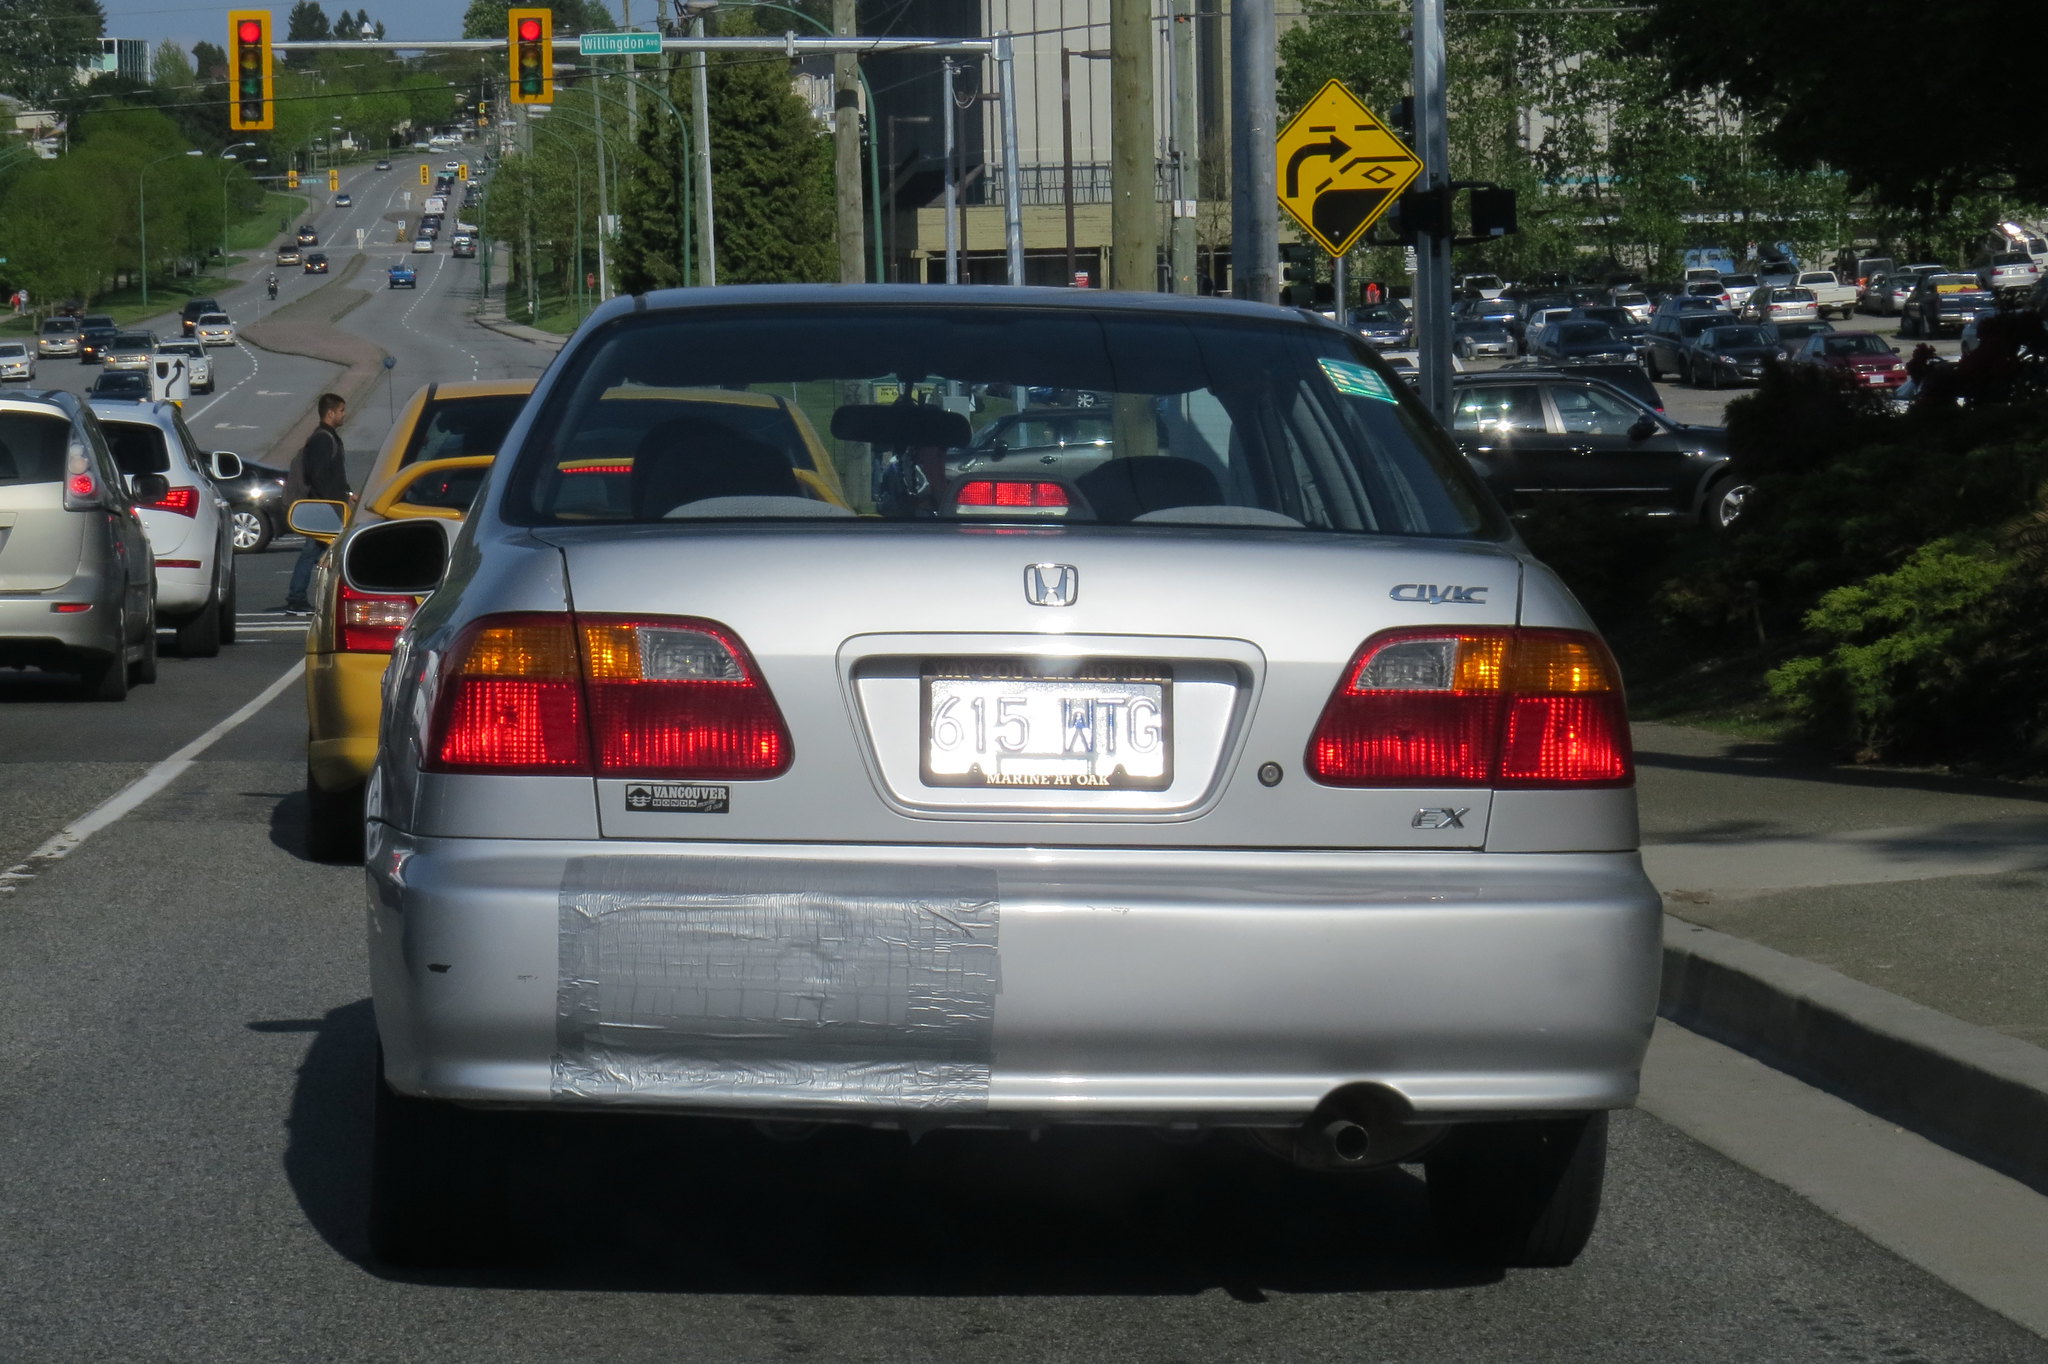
[[1320, 357, 1398, 403]]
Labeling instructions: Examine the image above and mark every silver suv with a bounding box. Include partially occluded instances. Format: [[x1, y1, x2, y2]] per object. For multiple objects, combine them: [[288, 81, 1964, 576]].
[[0, 390, 161, 698], [91, 400, 240, 657]]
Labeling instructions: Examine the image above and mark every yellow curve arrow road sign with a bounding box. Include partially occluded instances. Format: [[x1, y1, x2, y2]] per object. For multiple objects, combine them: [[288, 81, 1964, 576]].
[[1276, 79, 1424, 256]]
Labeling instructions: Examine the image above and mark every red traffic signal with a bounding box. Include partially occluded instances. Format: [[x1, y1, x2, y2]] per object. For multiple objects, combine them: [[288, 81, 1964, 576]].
[[518, 17, 542, 41], [227, 10, 273, 131], [237, 18, 262, 42]]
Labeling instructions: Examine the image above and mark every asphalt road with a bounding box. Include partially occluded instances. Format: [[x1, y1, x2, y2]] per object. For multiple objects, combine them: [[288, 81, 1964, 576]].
[[2, 183, 2045, 1360]]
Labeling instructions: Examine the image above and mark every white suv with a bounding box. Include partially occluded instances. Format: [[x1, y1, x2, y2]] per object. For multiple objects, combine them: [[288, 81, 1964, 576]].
[[89, 400, 241, 657]]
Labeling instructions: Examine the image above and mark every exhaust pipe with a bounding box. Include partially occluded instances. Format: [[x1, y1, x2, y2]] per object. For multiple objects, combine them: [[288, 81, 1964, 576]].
[[1317, 1116, 1373, 1164]]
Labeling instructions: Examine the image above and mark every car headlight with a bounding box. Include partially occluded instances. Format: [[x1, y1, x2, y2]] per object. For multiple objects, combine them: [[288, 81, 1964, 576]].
[[1717, 355, 1737, 364]]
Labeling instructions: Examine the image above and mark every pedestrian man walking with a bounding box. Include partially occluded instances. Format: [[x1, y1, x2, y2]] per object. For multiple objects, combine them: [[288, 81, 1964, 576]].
[[283, 393, 351, 615]]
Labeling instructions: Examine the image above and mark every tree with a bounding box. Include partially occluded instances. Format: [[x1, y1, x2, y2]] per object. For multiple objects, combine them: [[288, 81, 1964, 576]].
[[286, 0, 331, 41], [1640, 0, 2048, 219], [0, 0, 106, 108], [150, 39, 193, 92], [191, 39, 226, 80]]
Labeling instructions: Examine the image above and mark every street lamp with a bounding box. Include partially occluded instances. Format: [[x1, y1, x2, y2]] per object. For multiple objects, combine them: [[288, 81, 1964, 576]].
[[139, 149, 203, 308], [218, 143, 256, 271]]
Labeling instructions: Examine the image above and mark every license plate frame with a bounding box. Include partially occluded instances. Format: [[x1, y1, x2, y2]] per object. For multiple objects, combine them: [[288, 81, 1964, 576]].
[[920, 657, 1174, 791]]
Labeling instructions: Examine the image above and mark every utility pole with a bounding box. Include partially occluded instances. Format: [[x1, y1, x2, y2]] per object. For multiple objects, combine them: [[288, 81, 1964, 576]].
[[1229, 1, 1276, 303], [621, 0, 637, 133], [1412, 0, 1452, 421], [1169, 1, 1197, 295], [690, 5, 716, 285], [831, 0, 863, 282], [1108, 0, 1154, 292], [594, 82, 611, 300], [943, 57, 958, 284]]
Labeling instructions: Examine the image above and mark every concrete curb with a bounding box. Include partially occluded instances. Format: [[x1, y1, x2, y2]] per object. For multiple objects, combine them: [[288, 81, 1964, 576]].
[[1661, 914, 2048, 1196]]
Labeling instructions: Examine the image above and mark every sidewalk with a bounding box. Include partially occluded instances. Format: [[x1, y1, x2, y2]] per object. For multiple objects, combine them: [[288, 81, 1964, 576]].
[[1634, 720, 2048, 1193], [471, 243, 566, 351]]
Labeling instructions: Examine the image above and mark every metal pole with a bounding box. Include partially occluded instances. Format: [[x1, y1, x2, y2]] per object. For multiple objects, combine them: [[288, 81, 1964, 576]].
[[996, 32, 1024, 286], [593, 85, 611, 299], [1109, 0, 1154, 292], [942, 58, 958, 285], [1170, 3, 1197, 295], [1413, 0, 1453, 422], [1061, 47, 1075, 286], [621, 0, 637, 133], [831, 0, 863, 283], [1333, 251, 1347, 322], [1229, 1, 1276, 304], [690, 10, 716, 285]]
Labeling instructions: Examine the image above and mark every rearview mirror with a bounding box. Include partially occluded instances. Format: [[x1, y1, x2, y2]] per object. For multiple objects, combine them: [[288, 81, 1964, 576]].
[[131, 473, 170, 504], [1627, 416, 1658, 441], [287, 498, 347, 543], [209, 450, 243, 481], [343, 517, 452, 598]]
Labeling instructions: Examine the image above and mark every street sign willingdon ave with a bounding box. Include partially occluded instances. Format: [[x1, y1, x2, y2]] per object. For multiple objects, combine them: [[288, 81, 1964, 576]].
[[1275, 79, 1423, 257], [578, 31, 661, 55]]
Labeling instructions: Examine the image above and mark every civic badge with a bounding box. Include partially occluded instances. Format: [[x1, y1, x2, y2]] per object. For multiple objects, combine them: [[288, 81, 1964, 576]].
[[1024, 563, 1078, 607]]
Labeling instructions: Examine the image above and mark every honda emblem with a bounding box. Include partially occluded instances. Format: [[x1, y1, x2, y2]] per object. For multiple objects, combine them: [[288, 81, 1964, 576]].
[[1024, 563, 1079, 607]]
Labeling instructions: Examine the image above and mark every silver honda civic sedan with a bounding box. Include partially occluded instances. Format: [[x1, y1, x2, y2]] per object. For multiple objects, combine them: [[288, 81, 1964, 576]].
[[347, 285, 1661, 1268]]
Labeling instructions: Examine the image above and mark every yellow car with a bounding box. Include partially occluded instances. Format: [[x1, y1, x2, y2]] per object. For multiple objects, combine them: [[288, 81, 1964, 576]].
[[292, 379, 536, 861]]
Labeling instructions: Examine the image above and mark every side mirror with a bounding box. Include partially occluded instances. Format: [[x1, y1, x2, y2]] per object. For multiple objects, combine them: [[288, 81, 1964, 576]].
[[209, 450, 243, 481], [287, 498, 347, 544], [343, 517, 451, 598], [1627, 416, 1658, 441], [132, 473, 171, 504]]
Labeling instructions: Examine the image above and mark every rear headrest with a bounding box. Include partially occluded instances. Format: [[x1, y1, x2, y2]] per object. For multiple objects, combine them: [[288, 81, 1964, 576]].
[[830, 404, 971, 449]]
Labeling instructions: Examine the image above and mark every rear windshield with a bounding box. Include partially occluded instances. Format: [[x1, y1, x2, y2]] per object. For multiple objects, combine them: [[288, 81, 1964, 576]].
[[1929, 275, 1985, 291], [1993, 253, 2031, 265], [503, 305, 1504, 539], [101, 421, 171, 476], [1613, 292, 1649, 306], [1720, 275, 1758, 287], [1685, 281, 1726, 295], [0, 411, 73, 485], [399, 393, 530, 467]]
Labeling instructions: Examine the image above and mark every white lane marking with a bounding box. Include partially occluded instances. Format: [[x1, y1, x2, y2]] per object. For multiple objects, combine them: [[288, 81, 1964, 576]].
[[0, 659, 307, 896], [188, 341, 263, 421]]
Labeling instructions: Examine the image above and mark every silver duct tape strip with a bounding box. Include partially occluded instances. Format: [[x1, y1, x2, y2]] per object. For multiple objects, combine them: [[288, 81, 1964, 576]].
[[556, 856, 1000, 1110]]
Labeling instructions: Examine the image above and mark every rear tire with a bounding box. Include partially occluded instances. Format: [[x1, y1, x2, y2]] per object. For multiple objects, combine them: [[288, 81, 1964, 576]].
[[368, 1049, 533, 1268], [77, 607, 129, 701], [1425, 1112, 1608, 1268], [173, 594, 221, 659], [304, 767, 366, 864]]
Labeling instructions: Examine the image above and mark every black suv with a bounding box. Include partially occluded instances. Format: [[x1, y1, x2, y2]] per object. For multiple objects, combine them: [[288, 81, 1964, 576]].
[[1448, 369, 1745, 527], [1644, 305, 1737, 381], [180, 298, 222, 337]]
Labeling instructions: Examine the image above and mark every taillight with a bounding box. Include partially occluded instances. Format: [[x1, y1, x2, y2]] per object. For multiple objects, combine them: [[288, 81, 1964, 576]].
[[422, 613, 792, 779], [580, 615, 792, 777], [426, 614, 589, 774], [62, 445, 99, 511], [1305, 627, 1631, 789], [955, 480, 1070, 511], [338, 581, 416, 653], [143, 485, 200, 517]]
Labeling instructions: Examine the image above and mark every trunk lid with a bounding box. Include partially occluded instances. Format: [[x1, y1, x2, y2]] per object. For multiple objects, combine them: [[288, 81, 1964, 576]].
[[0, 485, 85, 592], [544, 523, 1525, 850]]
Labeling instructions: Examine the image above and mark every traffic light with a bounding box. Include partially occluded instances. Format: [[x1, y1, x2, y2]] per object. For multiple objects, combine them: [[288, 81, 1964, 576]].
[[458, 163, 470, 181], [508, 8, 553, 105], [419, 164, 430, 186], [227, 10, 273, 131], [328, 168, 340, 192], [1470, 186, 1519, 238], [286, 168, 299, 189]]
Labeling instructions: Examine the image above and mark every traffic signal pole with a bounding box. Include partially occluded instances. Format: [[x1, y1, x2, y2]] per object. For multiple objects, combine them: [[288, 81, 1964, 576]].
[[1411, 0, 1453, 422]]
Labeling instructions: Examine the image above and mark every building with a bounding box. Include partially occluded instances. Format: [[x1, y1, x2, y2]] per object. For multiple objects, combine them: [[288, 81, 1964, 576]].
[[78, 38, 151, 85]]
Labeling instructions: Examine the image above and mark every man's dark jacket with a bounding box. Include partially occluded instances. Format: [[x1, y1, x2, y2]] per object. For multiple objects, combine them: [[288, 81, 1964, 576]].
[[286, 423, 348, 505]]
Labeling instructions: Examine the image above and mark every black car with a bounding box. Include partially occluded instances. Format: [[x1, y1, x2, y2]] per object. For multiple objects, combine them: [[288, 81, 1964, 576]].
[[303, 253, 330, 274], [207, 457, 289, 553], [1448, 369, 1742, 526], [78, 326, 120, 364], [296, 225, 319, 246], [1902, 274, 1998, 339], [1679, 323, 1781, 388], [1569, 306, 1650, 356], [1345, 303, 1410, 349], [180, 297, 222, 337], [1644, 307, 1737, 381], [1526, 320, 1638, 366], [1768, 319, 1834, 360], [87, 370, 153, 399]]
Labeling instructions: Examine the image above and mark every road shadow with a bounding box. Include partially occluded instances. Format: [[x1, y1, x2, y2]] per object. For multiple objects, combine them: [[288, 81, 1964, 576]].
[[267, 1000, 1498, 1297], [267, 786, 314, 861]]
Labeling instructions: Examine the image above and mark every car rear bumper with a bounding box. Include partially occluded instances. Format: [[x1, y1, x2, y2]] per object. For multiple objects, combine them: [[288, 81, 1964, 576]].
[[368, 831, 1662, 1126], [307, 648, 389, 791], [0, 589, 121, 661]]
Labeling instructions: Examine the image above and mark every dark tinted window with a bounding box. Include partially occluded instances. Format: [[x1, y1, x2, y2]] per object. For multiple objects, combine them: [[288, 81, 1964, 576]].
[[101, 421, 171, 476], [399, 393, 531, 467], [1555, 323, 1618, 343], [0, 411, 72, 485], [506, 305, 1504, 539], [1704, 327, 1773, 347]]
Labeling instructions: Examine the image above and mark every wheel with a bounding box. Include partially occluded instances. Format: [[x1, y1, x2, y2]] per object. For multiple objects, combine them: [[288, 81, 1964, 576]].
[[218, 568, 238, 645], [230, 507, 271, 553], [1645, 353, 1662, 381], [1901, 311, 1919, 340], [1425, 1112, 1608, 1268], [368, 1048, 532, 1268], [1704, 475, 1752, 530], [1709, 364, 1724, 391], [304, 767, 366, 864], [173, 593, 222, 658]]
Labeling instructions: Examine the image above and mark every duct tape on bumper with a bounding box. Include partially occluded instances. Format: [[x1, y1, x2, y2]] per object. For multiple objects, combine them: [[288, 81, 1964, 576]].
[[556, 856, 1000, 1110]]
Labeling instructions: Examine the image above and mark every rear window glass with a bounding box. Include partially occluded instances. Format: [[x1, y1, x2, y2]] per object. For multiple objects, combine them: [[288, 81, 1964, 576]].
[[399, 394, 530, 467], [101, 421, 171, 476], [0, 411, 74, 485], [504, 305, 1504, 539]]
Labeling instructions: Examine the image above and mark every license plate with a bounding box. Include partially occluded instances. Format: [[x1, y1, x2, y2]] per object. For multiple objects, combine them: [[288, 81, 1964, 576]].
[[921, 658, 1172, 790]]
